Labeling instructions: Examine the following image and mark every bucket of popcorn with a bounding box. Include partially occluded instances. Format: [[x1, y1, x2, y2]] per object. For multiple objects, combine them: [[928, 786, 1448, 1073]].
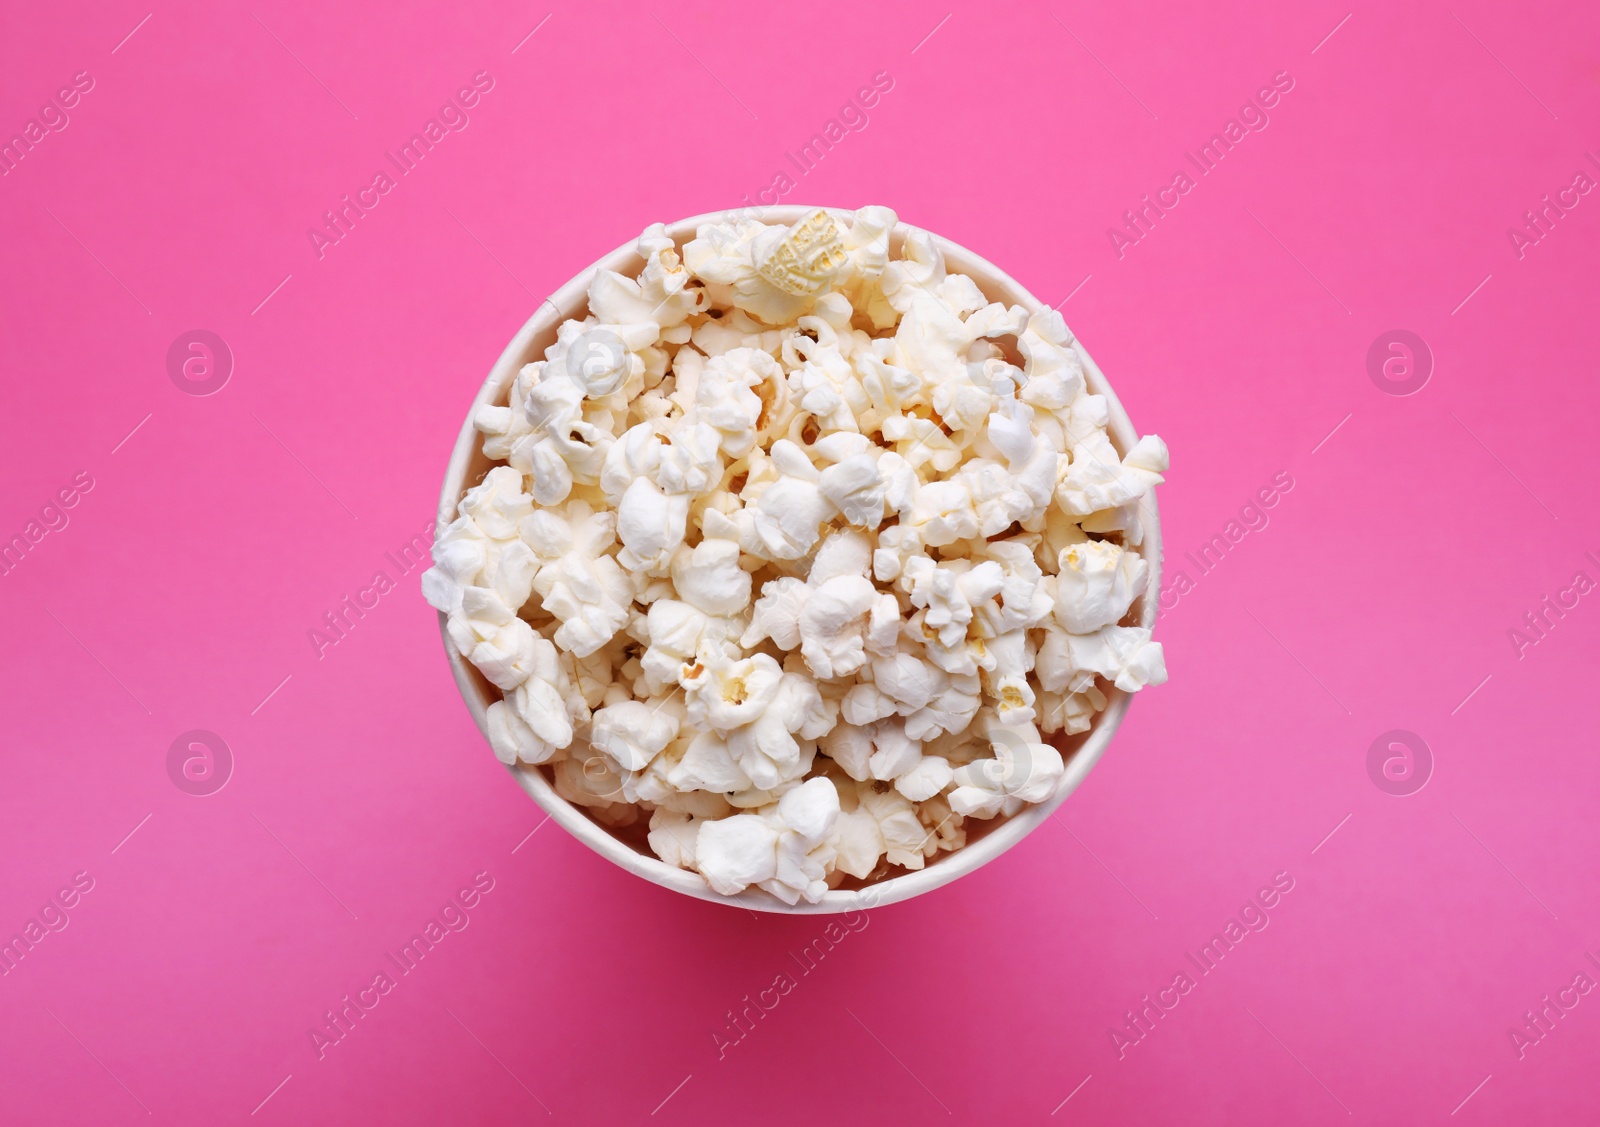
[[424, 206, 1167, 913]]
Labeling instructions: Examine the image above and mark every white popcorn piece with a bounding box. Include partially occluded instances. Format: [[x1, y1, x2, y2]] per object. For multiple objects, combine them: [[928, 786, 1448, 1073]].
[[670, 536, 752, 618], [722, 670, 831, 791], [871, 519, 923, 583], [647, 808, 703, 869], [838, 206, 897, 300], [900, 556, 1004, 647], [861, 650, 981, 741], [638, 597, 742, 692], [565, 326, 642, 397], [485, 699, 538, 766], [915, 793, 966, 856], [856, 784, 933, 869], [678, 651, 816, 791], [741, 440, 832, 561], [831, 805, 886, 879], [1078, 499, 1146, 547], [904, 479, 980, 547], [948, 720, 1066, 819], [1038, 684, 1107, 736], [616, 477, 690, 576], [975, 539, 1055, 635], [853, 350, 923, 429], [684, 218, 814, 325], [818, 453, 886, 527], [691, 653, 785, 733], [880, 228, 946, 313], [980, 400, 1061, 530], [797, 574, 877, 679], [693, 777, 842, 903], [695, 347, 779, 458], [667, 731, 753, 793], [588, 224, 703, 329], [422, 466, 538, 619], [1017, 309, 1085, 408], [434, 207, 1169, 900], [1054, 539, 1149, 634], [553, 754, 626, 808], [474, 400, 522, 460], [653, 788, 734, 819], [1060, 625, 1169, 693], [458, 591, 538, 691], [695, 814, 781, 895], [895, 755, 954, 802], [422, 522, 488, 617], [761, 776, 841, 904], [461, 464, 534, 539], [514, 367, 613, 505], [789, 334, 867, 434], [525, 502, 633, 658], [807, 526, 873, 584], [880, 412, 962, 474], [819, 722, 874, 781], [983, 630, 1038, 727], [740, 576, 810, 650], [601, 419, 724, 504], [867, 719, 923, 781], [1057, 432, 1169, 516], [590, 699, 680, 772], [503, 636, 577, 759]]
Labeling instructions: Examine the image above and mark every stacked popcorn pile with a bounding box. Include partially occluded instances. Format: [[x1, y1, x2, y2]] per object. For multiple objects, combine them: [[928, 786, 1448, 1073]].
[[424, 207, 1168, 904]]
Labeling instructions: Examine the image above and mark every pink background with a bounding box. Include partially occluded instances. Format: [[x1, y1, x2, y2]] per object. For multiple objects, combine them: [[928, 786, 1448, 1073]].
[[3, 0, 1598, 1122]]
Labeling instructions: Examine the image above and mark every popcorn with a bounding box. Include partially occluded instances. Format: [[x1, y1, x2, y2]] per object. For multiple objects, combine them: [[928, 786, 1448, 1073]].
[[740, 576, 810, 650], [724, 668, 830, 791], [646, 808, 703, 869], [831, 805, 886, 879], [566, 327, 638, 397], [684, 218, 814, 325], [1053, 539, 1148, 634], [670, 536, 752, 618], [1059, 624, 1169, 693], [1017, 309, 1086, 407], [896, 755, 955, 802], [615, 477, 689, 576], [817, 452, 886, 528], [525, 501, 633, 657], [856, 784, 935, 869], [763, 776, 841, 903], [588, 224, 702, 329], [690, 653, 784, 734], [667, 731, 753, 794], [515, 361, 613, 505], [422, 466, 537, 619], [694, 776, 841, 903], [740, 439, 832, 561], [694, 814, 780, 895], [948, 720, 1066, 819], [590, 699, 679, 772], [425, 206, 1170, 903], [755, 209, 847, 297], [797, 574, 877, 679], [1057, 433, 1170, 517], [900, 556, 1004, 647], [498, 636, 577, 764], [695, 348, 778, 458], [638, 597, 740, 691]]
